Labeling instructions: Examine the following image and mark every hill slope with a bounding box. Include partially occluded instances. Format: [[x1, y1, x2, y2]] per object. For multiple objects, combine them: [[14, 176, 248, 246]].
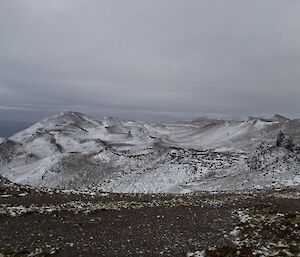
[[0, 112, 299, 193]]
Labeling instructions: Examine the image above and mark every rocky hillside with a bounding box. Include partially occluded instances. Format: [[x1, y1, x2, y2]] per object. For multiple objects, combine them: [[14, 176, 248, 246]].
[[0, 112, 299, 193]]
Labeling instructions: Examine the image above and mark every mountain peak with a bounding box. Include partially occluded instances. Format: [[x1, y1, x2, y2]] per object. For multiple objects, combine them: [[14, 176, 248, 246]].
[[56, 111, 88, 120], [46, 111, 101, 126], [59, 111, 85, 116], [271, 114, 290, 121]]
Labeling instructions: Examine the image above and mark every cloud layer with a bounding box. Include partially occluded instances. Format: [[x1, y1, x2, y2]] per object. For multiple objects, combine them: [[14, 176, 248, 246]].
[[1, 0, 300, 122]]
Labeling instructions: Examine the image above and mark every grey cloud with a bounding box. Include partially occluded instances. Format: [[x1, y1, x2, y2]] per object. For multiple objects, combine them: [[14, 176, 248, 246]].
[[0, 0, 300, 123]]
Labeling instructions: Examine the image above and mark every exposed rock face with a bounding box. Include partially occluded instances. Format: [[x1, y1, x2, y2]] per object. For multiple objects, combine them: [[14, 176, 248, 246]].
[[276, 131, 296, 151], [0, 139, 22, 166], [248, 131, 300, 174]]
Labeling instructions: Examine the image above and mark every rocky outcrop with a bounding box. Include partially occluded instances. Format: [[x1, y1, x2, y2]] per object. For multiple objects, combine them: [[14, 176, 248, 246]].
[[276, 131, 299, 152], [0, 139, 22, 166], [248, 131, 300, 171]]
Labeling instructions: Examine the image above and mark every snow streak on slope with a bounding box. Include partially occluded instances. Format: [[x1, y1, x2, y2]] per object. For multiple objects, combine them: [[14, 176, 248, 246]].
[[0, 112, 299, 193]]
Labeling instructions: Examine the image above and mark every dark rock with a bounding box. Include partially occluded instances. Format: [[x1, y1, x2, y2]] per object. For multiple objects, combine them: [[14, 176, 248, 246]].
[[276, 131, 295, 151]]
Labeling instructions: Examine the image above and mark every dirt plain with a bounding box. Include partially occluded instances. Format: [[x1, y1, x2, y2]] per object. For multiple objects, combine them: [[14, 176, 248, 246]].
[[0, 176, 299, 257]]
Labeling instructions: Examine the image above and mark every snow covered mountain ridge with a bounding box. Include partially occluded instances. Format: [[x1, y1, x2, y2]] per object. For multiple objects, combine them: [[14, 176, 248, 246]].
[[0, 111, 299, 193]]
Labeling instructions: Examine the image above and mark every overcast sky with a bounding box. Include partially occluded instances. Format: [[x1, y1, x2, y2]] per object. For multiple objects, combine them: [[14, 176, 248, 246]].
[[0, 0, 300, 123]]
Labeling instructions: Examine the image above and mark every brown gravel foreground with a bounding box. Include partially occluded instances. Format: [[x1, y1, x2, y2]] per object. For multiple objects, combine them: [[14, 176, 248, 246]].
[[0, 177, 299, 257], [0, 206, 234, 257]]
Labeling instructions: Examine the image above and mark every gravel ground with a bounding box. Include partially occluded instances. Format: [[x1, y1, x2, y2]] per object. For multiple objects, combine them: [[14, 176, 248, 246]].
[[0, 176, 299, 257]]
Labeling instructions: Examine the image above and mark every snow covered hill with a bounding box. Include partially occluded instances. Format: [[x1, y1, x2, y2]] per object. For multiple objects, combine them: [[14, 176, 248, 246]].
[[0, 111, 300, 193]]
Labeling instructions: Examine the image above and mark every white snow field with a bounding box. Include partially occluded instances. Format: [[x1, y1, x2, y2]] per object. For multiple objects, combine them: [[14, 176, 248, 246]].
[[1, 111, 300, 193]]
